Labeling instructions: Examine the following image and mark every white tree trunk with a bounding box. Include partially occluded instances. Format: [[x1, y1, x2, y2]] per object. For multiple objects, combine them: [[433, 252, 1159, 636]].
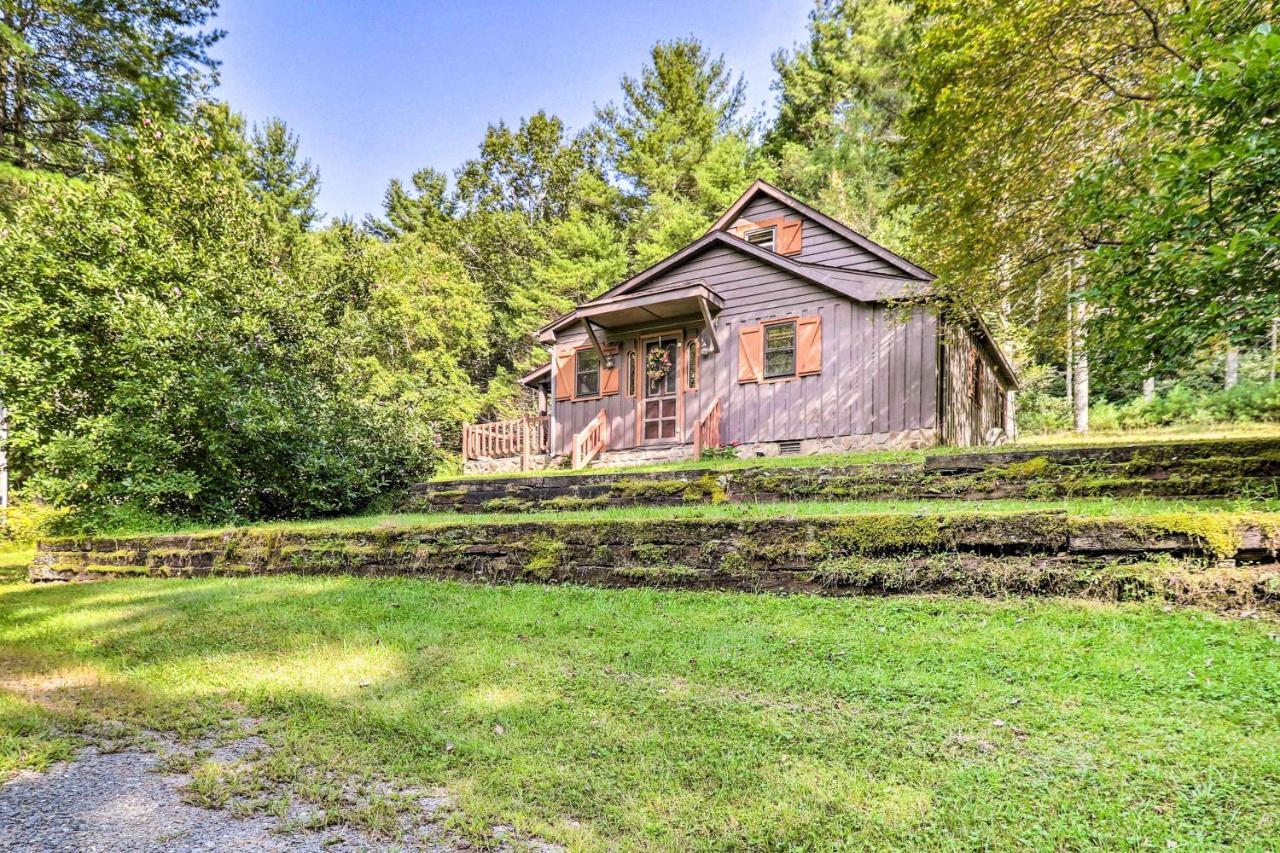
[[1270, 318, 1278, 384], [1142, 376, 1156, 401], [1225, 346, 1240, 389], [1068, 263, 1088, 432], [1073, 345, 1089, 433], [1065, 300, 1074, 413]]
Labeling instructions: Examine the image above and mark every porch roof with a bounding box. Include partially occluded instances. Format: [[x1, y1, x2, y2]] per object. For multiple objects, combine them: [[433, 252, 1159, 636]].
[[537, 281, 723, 343]]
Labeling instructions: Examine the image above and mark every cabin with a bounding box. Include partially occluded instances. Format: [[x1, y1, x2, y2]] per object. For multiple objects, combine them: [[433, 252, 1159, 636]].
[[462, 180, 1016, 473]]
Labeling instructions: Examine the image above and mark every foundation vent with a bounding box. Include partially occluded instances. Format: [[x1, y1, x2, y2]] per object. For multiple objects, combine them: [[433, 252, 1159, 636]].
[[779, 440, 803, 456]]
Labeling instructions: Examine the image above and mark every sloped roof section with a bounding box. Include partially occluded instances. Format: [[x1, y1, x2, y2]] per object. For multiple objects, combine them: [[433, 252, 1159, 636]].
[[587, 231, 928, 305], [711, 179, 934, 281]]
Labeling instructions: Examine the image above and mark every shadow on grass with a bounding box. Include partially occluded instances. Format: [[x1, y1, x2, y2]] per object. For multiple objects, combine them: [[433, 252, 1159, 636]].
[[2, 575, 1279, 849]]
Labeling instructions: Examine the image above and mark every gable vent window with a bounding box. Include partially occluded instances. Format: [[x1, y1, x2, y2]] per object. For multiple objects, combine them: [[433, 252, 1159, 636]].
[[744, 226, 776, 252], [778, 439, 803, 455]]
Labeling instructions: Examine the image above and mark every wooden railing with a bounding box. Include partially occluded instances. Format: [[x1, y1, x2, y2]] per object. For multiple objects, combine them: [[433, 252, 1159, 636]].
[[462, 415, 548, 470], [571, 409, 610, 470], [692, 397, 722, 458]]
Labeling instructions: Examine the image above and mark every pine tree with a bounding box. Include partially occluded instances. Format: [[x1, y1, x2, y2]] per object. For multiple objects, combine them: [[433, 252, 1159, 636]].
[[0, 0, 222, 173], [248, 118, 320, 228]]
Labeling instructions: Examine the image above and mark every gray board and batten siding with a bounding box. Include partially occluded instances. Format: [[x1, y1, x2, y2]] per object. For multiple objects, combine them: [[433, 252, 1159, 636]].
[[549, 241, 941, 455]]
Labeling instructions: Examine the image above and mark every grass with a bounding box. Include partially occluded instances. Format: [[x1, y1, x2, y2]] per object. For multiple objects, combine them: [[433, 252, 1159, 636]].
[[33, 496, 1280, 540], [441, 421, 1280, 481], [0, 575, 1277, 849]]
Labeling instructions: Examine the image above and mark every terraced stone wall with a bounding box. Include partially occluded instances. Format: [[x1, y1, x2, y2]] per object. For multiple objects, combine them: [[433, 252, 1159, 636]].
[[30, 512, 1280, 611], [408, 438, 1280, 512]]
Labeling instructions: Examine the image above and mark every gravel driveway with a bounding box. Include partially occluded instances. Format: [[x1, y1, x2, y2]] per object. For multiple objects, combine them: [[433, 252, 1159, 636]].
[[0, 725, 552, 852]]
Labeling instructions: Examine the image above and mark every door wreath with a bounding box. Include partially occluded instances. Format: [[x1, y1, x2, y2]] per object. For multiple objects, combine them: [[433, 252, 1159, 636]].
[[645, 347, 673, 382]]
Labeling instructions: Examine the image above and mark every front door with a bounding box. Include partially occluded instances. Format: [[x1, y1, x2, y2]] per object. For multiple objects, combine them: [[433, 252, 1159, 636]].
[[641, 335, 681, 442]]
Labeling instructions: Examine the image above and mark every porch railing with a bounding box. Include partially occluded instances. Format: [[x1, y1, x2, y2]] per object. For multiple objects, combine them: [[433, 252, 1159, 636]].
[[462, 415, 548, 470], [692, 397, 722, 458], [572, 409, 610, 470]]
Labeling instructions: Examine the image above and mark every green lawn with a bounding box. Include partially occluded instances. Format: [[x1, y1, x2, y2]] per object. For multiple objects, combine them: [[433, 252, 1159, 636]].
[[29, 496, 1280, 540], [2, 575, 1278, 849], [439, 421, 1280, 482]]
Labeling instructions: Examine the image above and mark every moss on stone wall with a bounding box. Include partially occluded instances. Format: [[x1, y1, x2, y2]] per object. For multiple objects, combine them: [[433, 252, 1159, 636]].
[[523, 536, 566, 580], [27, 510, 1280, 613]]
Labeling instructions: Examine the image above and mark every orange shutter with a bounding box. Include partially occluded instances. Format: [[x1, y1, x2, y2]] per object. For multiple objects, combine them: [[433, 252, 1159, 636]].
[[601, 347, 620, 395], [737, 325, 763, 383], [778, 219, 804, 255], [797, 315, 823, 375], [553, 347, 574, 400]]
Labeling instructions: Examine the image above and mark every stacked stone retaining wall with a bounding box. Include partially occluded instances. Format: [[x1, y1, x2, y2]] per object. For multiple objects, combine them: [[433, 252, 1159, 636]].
[[410, 438, 1280, 513], [30, 511, 1280, 610]]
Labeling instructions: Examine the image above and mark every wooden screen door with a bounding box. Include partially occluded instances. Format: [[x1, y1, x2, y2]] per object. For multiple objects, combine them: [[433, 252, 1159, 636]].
[[641, 334, 681, 442]]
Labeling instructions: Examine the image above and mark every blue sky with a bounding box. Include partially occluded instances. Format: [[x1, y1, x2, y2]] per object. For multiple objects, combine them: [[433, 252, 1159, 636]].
[[211, 0, 812, 221]]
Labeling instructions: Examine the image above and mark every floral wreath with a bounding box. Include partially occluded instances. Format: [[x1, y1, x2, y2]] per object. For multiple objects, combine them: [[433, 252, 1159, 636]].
[[646, 347, 673, 382]]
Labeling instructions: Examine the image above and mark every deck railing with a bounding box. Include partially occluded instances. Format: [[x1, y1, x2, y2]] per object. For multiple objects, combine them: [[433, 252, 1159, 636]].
[[571, 409, 610, 470], [692, 397, 723, 458], [462, 415, 548, 470]]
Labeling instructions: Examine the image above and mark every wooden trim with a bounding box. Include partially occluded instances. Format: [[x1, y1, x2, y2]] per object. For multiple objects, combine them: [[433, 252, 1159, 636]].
[[708, 178, 934, 280], [636, 329, 685, 445], [760, 316, 800, 382], [697, 296, 720, 353], [571, 343, 604, 402]]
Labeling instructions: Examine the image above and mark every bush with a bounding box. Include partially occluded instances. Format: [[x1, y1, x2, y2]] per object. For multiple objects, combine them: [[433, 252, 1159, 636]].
[[1, 497, 71, 543], [1092, 380, 1280, 430]]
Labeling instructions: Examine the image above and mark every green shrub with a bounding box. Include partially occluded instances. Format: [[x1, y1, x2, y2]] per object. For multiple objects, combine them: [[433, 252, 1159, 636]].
[[1, 497, 71, 542]]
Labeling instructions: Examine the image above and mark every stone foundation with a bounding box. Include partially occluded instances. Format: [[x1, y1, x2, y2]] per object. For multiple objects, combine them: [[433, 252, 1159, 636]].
[[462, 453, 561, 476], [593, 444, 696, 468], [733, 429, 938, 459]]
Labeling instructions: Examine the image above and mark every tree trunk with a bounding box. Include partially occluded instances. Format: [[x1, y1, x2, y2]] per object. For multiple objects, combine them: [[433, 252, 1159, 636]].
[[1073, 344, 1089, 433], [1270, 318, 1277, 384], [1225, 346, 1240, 390], [0, 403, 8, 531], [1142, 376, 1155, 401], [1067, 265, 1088, 433], [1065, 300, 1074, 413]]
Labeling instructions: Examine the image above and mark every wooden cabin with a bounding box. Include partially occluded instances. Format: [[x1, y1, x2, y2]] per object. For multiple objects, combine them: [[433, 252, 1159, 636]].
[[463, 180, 1016, 473]]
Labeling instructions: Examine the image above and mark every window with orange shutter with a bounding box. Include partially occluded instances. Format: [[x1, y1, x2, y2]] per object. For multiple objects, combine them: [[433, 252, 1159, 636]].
[[763, 321, 797, 379]]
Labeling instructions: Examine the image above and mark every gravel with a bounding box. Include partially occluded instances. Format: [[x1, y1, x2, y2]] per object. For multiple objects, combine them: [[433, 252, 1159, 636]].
[[0, 725, 556, 852]]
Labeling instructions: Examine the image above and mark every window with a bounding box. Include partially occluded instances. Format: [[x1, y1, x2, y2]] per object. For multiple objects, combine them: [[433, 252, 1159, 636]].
[[764, 321, 797, 379], [575, 347, 600, 398], [744, 226, 776, 252], [626, 349, 637, 397], [686, 339, 699, 389]]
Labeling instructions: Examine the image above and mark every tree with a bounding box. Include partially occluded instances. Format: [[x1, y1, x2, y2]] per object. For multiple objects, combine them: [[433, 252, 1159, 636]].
[[767, 0, 915, 247], [248, 117, 320, 228], [0, 0, 222, 173], [901, 0, 1263, 425], [0, 114, 466, 525], [1077, 23, 1280, 376], [455, 111, 599, 224], [597, 37, 758, 262], [363, 167, 455, 240]]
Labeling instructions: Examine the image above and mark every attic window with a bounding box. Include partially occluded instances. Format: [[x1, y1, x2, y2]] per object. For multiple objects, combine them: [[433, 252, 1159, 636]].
[[744, 226, 776, 252]]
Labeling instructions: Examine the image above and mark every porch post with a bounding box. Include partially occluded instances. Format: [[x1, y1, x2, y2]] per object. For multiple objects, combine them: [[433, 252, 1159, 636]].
[[520, 417, 531, 471]]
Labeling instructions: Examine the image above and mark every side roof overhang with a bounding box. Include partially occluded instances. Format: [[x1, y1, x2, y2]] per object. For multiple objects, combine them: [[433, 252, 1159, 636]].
[[711, 179, 936, 281]]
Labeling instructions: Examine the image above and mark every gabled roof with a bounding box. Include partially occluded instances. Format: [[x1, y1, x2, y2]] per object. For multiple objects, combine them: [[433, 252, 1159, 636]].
[[581, 229, 927, 307], [710, 179, 935, 281]]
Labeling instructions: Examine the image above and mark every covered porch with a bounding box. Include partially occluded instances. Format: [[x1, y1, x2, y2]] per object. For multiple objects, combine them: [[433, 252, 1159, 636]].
[[462, 281, 727, 472]]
